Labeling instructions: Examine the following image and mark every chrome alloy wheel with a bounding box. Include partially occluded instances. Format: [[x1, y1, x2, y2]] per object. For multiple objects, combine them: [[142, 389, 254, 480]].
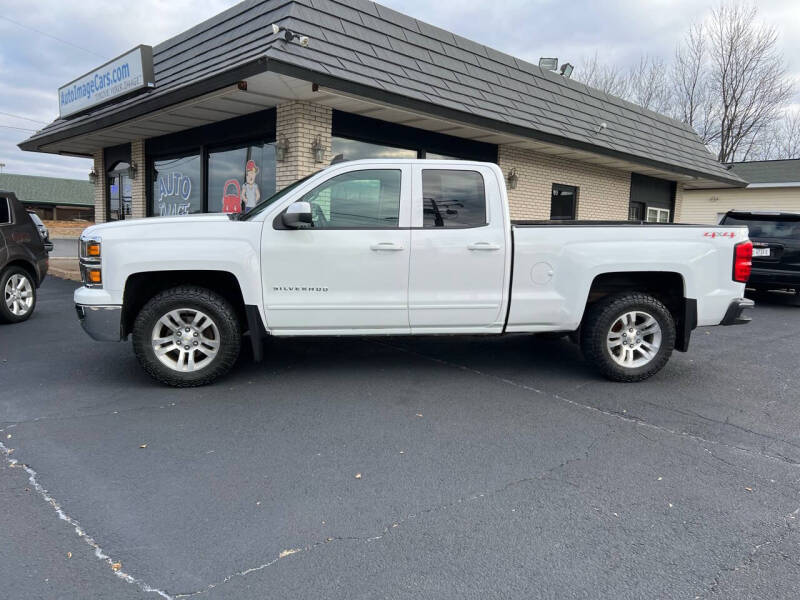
[[151, 308, 220, 372], [606, 310, 662, 368], [4, 273, 34, 316]]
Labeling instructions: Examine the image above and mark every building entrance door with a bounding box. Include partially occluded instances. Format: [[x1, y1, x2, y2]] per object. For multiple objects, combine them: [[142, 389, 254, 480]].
[[107, 163, 132, 221]]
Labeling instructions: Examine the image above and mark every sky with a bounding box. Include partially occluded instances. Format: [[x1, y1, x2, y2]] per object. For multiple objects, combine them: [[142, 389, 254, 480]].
[[1, 0, 799, 181]]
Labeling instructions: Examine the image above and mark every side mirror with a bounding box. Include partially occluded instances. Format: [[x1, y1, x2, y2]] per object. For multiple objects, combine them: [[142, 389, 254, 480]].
[[282, 201, 312, 228]]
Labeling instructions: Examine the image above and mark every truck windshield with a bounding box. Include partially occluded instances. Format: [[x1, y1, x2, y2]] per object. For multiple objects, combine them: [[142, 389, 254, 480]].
[[722, 214, 800, 239], [239, 172, 319, 221]]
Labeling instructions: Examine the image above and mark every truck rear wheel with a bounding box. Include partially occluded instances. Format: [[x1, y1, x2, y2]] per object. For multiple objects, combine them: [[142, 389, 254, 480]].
[[132, 286, 241, 387], [580, 293, 675, 382]]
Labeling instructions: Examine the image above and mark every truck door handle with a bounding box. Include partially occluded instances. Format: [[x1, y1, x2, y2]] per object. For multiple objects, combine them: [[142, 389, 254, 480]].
[[467, 242, 501, 251], [370, 242, 404, 251]]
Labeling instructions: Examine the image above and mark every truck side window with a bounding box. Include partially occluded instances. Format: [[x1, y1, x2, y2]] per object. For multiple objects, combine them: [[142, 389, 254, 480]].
[[422, 170, 486, 228], [0, 198, 10, 225], [300, 169, 401, 228]]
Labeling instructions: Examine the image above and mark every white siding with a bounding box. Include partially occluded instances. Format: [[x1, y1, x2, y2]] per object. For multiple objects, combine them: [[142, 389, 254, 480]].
[[678, 186, 800, 224]]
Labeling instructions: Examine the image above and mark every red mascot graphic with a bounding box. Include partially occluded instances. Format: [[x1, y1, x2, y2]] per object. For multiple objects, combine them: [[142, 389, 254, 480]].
[[221, 179, 242, 214]]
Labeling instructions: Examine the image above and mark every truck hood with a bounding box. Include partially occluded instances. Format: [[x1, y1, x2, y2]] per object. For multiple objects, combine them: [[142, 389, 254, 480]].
[[82, 214, 232, 237]]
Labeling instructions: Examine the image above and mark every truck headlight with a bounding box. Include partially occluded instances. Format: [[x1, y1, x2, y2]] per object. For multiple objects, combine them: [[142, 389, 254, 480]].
[[79, 234, 102, 287], [80, 236, 101, 260]]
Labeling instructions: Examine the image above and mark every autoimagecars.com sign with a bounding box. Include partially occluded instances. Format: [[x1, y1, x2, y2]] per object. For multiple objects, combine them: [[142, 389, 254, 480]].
[[58, 45, 155, 119]]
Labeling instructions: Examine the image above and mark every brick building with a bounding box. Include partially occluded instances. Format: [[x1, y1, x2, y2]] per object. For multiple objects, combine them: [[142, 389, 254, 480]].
[[19, 0, 744, 224]]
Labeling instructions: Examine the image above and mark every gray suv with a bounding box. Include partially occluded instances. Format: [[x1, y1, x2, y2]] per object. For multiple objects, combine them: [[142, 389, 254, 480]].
[[0, 191, 49, 323]]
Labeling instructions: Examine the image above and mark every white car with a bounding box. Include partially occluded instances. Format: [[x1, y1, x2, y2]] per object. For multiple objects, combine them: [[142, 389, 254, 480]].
[[75, 160, 754, 386]]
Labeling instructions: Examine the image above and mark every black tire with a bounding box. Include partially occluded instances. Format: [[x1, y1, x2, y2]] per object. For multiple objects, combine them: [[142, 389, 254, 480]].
[[132, 286, 241, 387], [580, 293, 676, 382], [0, 266, 37, 324]]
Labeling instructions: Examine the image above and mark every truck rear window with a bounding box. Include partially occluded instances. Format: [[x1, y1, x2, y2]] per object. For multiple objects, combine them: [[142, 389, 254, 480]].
[[721, 214, 800, 239]]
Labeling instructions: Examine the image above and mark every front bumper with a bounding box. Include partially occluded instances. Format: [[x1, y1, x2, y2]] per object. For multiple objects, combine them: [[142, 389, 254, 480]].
[[720, 298, 755, 326], [76, 304, 123, 341]]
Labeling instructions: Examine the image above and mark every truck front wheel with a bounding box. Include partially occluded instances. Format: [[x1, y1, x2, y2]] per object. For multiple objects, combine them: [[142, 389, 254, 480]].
[[580, 293, 676, 382], [132, 286, 241, 387]]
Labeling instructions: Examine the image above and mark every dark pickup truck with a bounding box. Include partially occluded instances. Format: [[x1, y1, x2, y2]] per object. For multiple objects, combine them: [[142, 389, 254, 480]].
[[0, 191, 49, 323], [720, 210, 800, 294]]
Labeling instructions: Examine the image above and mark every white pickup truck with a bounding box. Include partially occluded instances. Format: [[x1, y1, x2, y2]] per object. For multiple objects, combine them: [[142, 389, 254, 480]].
[[75, 160, 754, 387]]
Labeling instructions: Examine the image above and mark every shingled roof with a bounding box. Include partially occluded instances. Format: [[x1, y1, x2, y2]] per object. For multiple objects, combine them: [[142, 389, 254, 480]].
[[0, 173, 93, 207], [19, 0, 744, 187], [727, 159, 800, 185]]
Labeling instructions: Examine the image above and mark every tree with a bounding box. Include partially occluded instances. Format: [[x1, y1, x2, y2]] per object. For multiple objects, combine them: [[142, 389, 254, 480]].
[[705, 2, 794, 162], [578, 52, 630, 99], [671, 23, 717, 145], [575, 2, 795, 162], [744, 107, 800, 160]]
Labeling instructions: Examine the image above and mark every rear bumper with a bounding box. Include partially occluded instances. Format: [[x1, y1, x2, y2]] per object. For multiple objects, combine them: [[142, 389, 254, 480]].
[[720, 298, 755, 326], [749, 267, 800, 288], [76, 304, 123, 341]]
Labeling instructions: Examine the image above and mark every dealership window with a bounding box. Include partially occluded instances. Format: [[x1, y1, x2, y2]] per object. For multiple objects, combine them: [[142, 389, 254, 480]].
[[330, 137, 416, 162], [646, 207, 670, 223], [424, 152, 459, 160], [551, 184, 578, 220], [331, 111, 497, 164], [422, 170, 486, 228], [208, 142, 276, 214], [152, 154, 202, 216], [146, 108, 277, 217], [300, 169, 401, 228]]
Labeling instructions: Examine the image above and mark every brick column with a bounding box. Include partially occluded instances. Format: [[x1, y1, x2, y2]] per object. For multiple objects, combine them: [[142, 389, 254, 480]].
[[131, 139, 147, 218], [275, 102, 332, 190], [673, 182, 684, 222], [92, 150, 106, 224]]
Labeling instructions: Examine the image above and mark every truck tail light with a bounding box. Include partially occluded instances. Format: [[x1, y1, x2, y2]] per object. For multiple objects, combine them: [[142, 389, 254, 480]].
[[733, 240, 753, 283]]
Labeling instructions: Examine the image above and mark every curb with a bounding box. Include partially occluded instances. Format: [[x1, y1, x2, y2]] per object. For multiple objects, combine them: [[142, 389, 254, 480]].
[[48, 258, 81, 282]]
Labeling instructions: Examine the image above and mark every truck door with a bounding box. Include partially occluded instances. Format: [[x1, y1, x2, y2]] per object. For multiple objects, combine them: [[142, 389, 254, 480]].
[[409, 165, 509, 332], [261, 165, 412, 334]]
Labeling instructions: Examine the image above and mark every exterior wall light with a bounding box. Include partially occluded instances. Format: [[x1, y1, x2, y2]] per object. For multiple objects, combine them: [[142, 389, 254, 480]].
[[275, 137, 290, 161], [89, 167, 98, 184], [507, 168, 519, 190], [127, 161, 138, 180], [311, 136, 326, 163], [560, 63, 574, 78]]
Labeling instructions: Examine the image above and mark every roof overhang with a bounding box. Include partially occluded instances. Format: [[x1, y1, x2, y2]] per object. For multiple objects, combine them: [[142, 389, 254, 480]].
[[20, 56, 745, 188]]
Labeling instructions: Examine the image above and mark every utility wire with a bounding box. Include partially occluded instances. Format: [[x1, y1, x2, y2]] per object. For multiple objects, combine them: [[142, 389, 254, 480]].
[[0, 15, 106, 59], [0, 124, 38, 132], [0, 111, 48, 125]]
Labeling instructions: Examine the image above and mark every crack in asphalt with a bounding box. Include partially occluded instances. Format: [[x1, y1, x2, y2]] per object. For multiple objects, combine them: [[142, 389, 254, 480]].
[[376, 341, 800, 470], [700, 506, 800, 598], [172, 432, 610, 597], [0, 440, 172, 600], [0, 367, 293, 431], [3, 332, 797, 598]]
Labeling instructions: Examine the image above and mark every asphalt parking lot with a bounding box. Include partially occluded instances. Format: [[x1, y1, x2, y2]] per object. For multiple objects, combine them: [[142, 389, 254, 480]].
[[2, 277, 800, 599]]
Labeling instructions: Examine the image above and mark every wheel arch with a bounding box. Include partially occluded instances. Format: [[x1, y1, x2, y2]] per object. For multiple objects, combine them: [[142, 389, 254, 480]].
[[3, 259, 39, 286], [121, 270, 247, 339], [581, 271, 695, 352]]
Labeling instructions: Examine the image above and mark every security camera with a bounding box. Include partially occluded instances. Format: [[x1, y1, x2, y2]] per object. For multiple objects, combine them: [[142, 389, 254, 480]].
[[270, 23, 310, 47]]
